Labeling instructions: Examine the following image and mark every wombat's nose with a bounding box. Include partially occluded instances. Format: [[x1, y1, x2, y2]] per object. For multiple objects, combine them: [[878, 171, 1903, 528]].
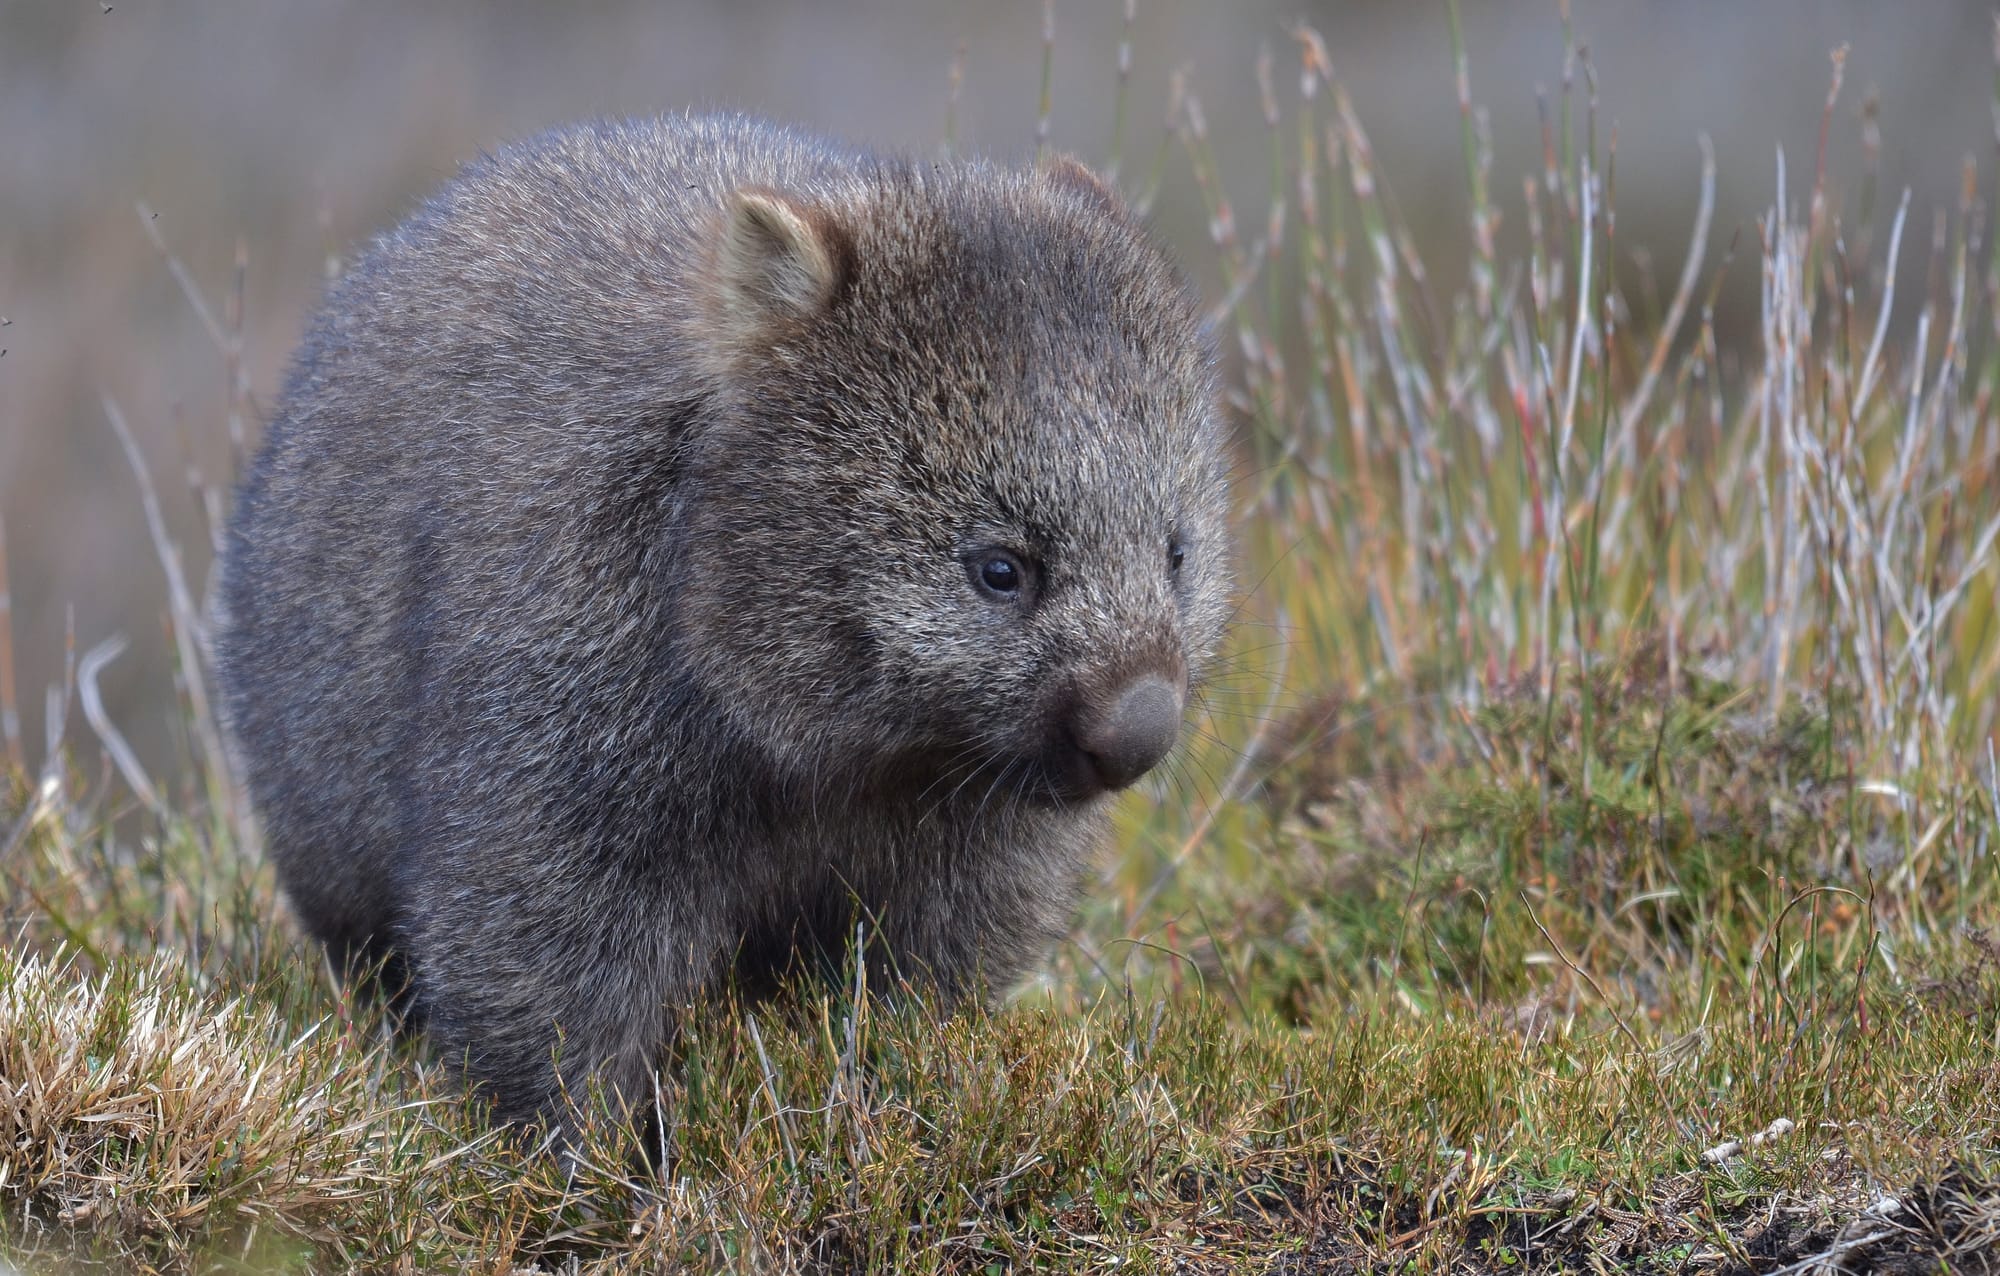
[[1077, 675, 1184, 790]]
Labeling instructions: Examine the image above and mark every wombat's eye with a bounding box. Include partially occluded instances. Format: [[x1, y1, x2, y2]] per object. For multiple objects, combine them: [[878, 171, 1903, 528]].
[[969, 549, 1028, 601], [1168, 538, 1187, 577]]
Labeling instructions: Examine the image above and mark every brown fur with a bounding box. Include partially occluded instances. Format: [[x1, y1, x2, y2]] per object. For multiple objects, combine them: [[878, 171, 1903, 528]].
[[215, 114, 1230, 1130]]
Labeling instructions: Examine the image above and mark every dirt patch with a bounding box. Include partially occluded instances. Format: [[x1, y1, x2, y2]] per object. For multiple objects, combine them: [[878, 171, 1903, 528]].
[[1717, 1171, 2000, 1276], [1237, 1163, 2000, 1274]]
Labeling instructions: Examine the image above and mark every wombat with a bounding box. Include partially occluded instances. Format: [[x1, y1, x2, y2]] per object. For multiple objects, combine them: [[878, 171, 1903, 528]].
[[216, 113, 1229, 1130]]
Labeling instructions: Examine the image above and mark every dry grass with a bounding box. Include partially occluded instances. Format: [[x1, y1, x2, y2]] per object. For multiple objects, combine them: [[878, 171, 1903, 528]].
[[0, 949, 374, 1244], [5, 5, 2000, 1273]]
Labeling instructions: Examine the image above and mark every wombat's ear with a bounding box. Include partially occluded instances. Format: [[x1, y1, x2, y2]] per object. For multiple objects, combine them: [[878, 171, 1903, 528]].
[[1041, 155, 1125, 218], [709, 188, 850, 338]]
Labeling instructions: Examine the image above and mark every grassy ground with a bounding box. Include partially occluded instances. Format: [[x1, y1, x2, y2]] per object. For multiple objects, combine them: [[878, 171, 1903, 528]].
[[5, 8, 2000, 1273]]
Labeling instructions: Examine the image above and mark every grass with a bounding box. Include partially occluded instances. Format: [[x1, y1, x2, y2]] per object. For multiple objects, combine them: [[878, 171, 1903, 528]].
[[5, 6, 2000, 1272]]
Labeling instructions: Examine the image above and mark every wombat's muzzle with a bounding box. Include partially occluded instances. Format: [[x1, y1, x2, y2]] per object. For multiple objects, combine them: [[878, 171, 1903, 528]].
[[1061, 673, 1185, 797]]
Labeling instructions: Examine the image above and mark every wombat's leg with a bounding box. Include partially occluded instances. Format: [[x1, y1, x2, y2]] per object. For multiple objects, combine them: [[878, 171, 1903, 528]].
[[325, 932, 421, 1035], [411, 870, 725, 1131], [868, 843, 1085, 1008]]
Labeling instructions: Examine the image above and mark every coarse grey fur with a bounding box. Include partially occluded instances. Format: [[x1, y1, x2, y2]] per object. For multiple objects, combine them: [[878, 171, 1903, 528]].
[[216, 114, 1230, 1130]]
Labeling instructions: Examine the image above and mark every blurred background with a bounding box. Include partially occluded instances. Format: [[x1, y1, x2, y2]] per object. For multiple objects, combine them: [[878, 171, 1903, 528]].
[[1, 0, 1993, 785]]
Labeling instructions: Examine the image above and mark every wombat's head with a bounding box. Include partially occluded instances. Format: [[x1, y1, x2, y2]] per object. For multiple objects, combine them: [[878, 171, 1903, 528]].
[[677, 155, 1230, 807]]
